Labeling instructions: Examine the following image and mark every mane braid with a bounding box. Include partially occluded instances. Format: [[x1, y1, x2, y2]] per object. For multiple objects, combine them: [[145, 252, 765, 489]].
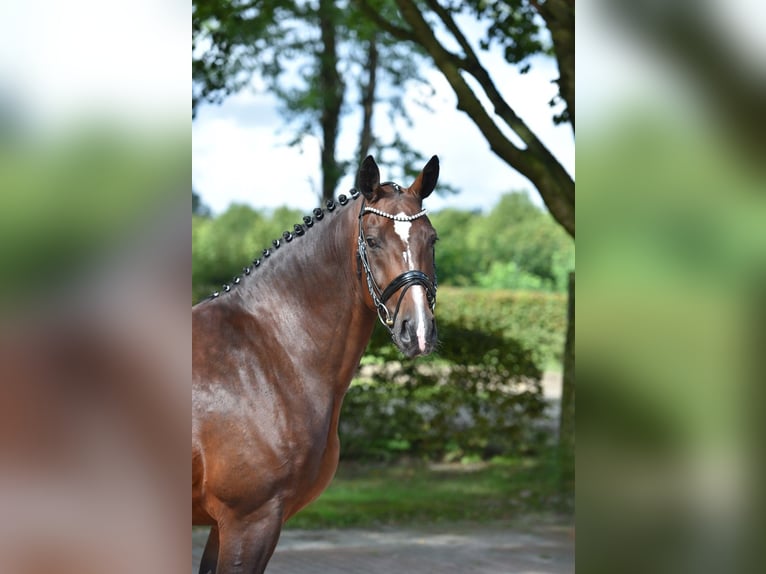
[[204, 188, 361, 300]]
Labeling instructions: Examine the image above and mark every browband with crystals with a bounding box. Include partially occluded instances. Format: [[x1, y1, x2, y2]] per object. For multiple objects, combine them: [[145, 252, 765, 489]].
[[362, 206, 428, 221]]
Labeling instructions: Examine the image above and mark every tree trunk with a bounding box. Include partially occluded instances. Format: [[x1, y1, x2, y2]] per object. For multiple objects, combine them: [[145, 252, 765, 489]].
[[558, 271, 575, 504], [535, 0, 575, 131], [318, 0, 344, 202], [357, 35, 378, 162]]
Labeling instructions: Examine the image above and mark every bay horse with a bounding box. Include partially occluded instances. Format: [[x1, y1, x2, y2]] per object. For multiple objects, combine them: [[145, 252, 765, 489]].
[[192, 155, 440, 573]]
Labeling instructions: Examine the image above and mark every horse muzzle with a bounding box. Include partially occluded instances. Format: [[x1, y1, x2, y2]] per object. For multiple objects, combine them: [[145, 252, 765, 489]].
[[377, 271, 438, 357], [395, 313, 437, 357]]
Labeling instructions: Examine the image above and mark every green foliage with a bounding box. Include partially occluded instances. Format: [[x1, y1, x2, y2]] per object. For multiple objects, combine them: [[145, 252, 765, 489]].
[[460, 0, 551, 66], [192, 204, 302, 301], [430, 191, 575, 292], [341, 353, 547, 462], [427, 207, 481, 286], [192, 0, 285, 112], [191, 190, 575, 300], [476, 261, 545, 290]]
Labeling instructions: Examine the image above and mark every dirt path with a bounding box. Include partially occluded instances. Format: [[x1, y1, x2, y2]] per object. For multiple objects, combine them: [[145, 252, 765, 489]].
[[193, 518, 573, 573]]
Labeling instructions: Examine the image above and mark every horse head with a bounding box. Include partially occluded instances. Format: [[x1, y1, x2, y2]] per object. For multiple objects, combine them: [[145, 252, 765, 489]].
[[356, 155, 440, 358]]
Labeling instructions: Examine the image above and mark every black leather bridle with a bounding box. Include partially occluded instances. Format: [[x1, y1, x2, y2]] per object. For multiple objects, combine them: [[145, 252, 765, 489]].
[[357, 199, 437, 330]]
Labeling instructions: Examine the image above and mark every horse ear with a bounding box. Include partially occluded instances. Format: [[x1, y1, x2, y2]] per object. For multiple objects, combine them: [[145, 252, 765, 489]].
[[410, 155, 439, 199], [356, 155, 380, 201]]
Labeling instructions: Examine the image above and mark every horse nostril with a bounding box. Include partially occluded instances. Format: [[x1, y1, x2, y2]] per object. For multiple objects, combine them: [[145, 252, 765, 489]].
[[399, 319, 411, 343]]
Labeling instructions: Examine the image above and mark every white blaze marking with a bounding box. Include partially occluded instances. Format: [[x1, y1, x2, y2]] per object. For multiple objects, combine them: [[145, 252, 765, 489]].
[[393, 218, 412, 266], [394, 213, 428, 352]]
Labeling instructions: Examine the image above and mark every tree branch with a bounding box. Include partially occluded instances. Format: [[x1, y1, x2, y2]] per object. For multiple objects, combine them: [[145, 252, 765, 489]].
[[423, 0, 551, 151], [393, 0, 574, 236]]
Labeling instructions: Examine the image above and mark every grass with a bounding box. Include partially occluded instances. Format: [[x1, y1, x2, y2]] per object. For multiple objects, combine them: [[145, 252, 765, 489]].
[[285, 449, 570, 530]]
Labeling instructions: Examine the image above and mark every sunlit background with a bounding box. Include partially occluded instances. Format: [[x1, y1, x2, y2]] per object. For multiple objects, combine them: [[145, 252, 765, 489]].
[[578, 0, 764, 572]]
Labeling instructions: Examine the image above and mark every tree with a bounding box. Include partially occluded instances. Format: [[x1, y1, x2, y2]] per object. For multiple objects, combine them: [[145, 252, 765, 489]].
[[193, 0, 343, 200], [192, 203, 304, 300], [428, 207, 480, 286], [478, 192, 573, 289], [430, 192, 573, 291]]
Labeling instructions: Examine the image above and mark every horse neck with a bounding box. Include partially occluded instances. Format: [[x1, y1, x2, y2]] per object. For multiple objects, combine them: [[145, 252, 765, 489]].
[[232, 202, 376, 392]]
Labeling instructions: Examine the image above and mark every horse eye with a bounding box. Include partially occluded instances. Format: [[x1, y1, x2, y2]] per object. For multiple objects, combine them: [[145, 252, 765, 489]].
[[366, 237, 379, 249]]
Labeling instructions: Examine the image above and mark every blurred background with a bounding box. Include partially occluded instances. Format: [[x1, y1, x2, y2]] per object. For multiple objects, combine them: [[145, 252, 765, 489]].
[[0, 1, 190, 572], [577, 0, 764, 573]]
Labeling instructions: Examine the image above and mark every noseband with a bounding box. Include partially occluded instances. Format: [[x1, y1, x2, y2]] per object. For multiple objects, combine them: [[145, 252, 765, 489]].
[[357, 199, 437, 330]]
